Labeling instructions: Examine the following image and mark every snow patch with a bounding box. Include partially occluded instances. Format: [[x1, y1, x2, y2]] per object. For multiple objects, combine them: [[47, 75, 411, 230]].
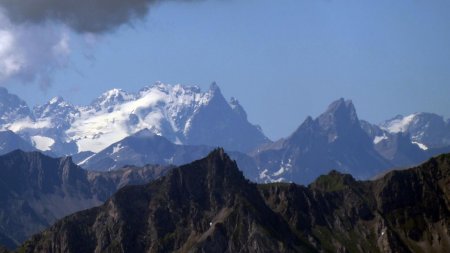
[[31, 135, 55, 151], [412, 141, 428, 150], [382, 114, 416, 133], [77, 153, 95, 166], [373, 134, 388, 144], [273, 167, 285, 177], [259, 169, 269, 180], [112, 143, 124, 154], [258, 159, 293, 183]]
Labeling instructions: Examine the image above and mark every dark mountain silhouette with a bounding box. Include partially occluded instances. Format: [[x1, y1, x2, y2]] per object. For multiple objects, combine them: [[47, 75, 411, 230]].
[[18, 149, 450, 253], [0, 150, 169, 249]]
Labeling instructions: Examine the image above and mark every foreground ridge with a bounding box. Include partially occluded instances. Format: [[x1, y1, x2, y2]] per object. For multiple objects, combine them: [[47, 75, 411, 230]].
[[17, 150, 450, 253]]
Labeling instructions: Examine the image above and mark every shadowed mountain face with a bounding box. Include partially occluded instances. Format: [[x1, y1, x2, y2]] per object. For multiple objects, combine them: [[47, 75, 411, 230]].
[[0, 131, 35, 155], [183, 83, 270, 152], [0, 150, 169, 249], [253, 99, 392, 184], [79, 129, 214, 172], [78, 128, 261, 181], [18, 150, 450, 253]]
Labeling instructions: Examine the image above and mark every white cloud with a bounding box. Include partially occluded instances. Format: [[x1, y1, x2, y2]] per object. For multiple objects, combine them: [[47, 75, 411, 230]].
[[0, 11, 71, 89]]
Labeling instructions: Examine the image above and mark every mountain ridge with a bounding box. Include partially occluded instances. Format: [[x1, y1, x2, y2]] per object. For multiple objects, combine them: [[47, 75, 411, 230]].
[[0, 150, 170, 249], [16, 150, 450, 253]]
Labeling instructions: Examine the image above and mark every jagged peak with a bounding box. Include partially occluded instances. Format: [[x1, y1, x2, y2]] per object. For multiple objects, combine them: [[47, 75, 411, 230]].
[[207, 82, 226, 99], [325, 98, 357, 116], [99, 88, 130, 99], [317, 98, 360, 129], [90, 88, 134, 109], [199, 82, 227, 107], [209, 81, 220, 93], [44, 96, 74, 109]]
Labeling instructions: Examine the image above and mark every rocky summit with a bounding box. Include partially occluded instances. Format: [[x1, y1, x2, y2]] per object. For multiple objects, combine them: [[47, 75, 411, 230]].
[[17, 149, 450, 253]]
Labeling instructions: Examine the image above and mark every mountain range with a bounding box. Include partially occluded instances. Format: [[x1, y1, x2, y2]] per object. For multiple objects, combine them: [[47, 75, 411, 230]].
[[15, 149, 450, 253], [1, 84, 450, 185], [0, 83, 269, 156]]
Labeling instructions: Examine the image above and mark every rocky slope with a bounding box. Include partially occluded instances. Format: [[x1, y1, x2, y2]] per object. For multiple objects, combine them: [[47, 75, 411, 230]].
[[260, 152, 450, 252], [0, 150, 169, 249], [18, 149, 312, 253], [18, 149, 450, 253]]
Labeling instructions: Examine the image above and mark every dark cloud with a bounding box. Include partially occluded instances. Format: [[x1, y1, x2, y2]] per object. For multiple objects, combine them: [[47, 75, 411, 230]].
[[0, 0, 170, 33]]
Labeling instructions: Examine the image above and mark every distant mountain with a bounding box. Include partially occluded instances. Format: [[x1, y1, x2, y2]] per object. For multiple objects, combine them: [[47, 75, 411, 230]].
[[252, 98, 392, 184], [182, 83, 270, 152], [0, 87, 33, 125], [380, 112, 450, 149], [18, 150, 450, 253], [79, 129, 214, 171], [78, 128, 261, 181], [0, 83, 269, 155], [31, 96, 80, 155], [0, 150, 169, 249], [0, 131, 35, 155], [360, 121, 429, 168]]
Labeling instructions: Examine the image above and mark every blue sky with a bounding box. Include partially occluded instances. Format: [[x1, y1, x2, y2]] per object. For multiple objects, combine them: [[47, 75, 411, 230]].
[[3, 0, 450, 139]]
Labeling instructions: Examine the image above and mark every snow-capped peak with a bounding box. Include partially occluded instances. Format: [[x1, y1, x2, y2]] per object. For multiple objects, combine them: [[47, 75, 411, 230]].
[[0, 82, 269, 155], [91, 88, 135, 111], [380, 113, 418, 133], [66, 82, 217, 152]]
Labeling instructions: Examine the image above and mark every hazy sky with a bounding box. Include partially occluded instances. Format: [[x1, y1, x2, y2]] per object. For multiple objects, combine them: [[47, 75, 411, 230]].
[[2, 0, 450, 139]]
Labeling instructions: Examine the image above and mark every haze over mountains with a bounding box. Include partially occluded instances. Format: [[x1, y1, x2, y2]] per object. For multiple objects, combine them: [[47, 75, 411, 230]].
[[0, 83, 449, 185]]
